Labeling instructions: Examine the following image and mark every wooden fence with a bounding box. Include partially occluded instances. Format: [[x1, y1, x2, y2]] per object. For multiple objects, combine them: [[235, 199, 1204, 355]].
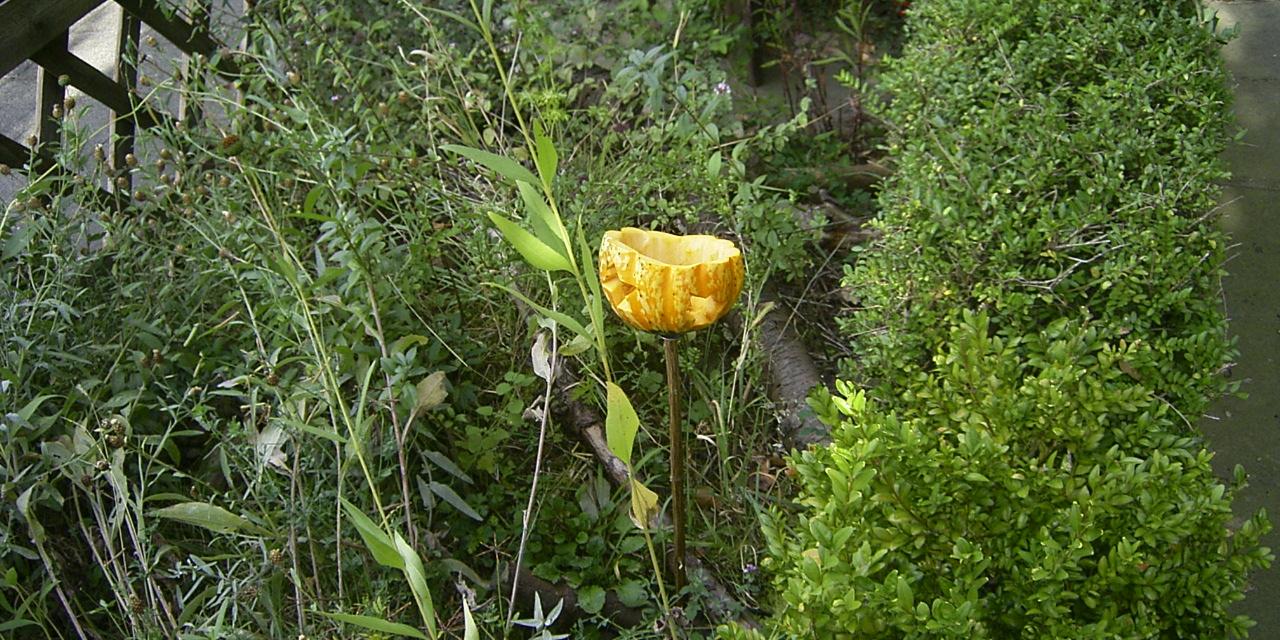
[[0, 0, 237, 208]]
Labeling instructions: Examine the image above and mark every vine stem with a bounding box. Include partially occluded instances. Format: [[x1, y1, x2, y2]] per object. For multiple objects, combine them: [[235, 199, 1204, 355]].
[[664, 336, 687, 592]]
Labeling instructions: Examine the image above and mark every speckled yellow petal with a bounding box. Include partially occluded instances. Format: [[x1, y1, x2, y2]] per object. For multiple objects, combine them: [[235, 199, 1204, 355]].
[[598, 228, 744, 334]]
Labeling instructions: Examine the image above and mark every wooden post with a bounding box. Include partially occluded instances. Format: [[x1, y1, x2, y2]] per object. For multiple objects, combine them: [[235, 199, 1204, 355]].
[[113, 6, 141, 195], [35, 31, 70, 153], [178, 0, 211, 127]]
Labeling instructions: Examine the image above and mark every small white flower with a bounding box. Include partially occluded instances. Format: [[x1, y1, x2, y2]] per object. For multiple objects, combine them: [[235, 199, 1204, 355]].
[[714, 81, 731, 96]]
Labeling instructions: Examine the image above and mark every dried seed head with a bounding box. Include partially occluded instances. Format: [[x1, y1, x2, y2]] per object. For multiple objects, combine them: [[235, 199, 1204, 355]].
[[25, 135, 37, 147], [51, 104, 62, 119], [63, 96, 76, 110], [134, 190, 147, 202], [57, 74, 70, 87], [155, 159, 166, 171], [116, 176, 129, 190], [107, 434, 125, 449], [125, 153, 137, 167], [146, 35, 158, 47], [269, 548, 285, 565], [286, 70, 300, 86], [218, 176, 231, 188], [160, 148, 172, 160], [0, 164, 9, 176], [94, 145, 106, 161]]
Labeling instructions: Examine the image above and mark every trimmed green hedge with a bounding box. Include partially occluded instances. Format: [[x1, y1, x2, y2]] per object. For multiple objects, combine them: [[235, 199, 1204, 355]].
[[757, 1, 1272, 637]]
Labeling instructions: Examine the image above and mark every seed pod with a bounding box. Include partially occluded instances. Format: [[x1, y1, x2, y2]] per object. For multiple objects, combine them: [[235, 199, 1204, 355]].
[[51, 104, 62, 119], [146, 35, 158, 47], [57, 74, 70, 87], [107, 434, 125, 449], [155, 159, 166, 171], [160, 148, 172, 160], [286, 71, 300, 86], [63, 96, 76, 110], [218, 175, 231, 188], [94, 145, 106, 161], [125, 153, 137, 167], [116, 176, 129, 190], [0, 164, 9, 176]]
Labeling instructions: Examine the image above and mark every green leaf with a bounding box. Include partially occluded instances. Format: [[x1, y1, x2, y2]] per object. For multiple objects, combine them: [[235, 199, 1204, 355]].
[[559, 332, 593, 357], [616, 579, 649, 608], [441, 144, 538, 186], [16, 485, 43, 544], [606, 383, 640, 466], [487, 213, 572, 272], [487, 283, 588, 338], [151, 502, 264, 535], [463, 598, 480, 640], [896, 574, 914, 612], [321, 612, 428, 639], [424, 450, 473, 485], [578, 585, 606, 615], [706, 151, 722, 178], [429, 481, 483, 521], [303, 185, 325, 216], [340, 498, 403, 569], [518, 180, 570, 256], [533, 120, 559, 190], [395, 532, 439, 639]]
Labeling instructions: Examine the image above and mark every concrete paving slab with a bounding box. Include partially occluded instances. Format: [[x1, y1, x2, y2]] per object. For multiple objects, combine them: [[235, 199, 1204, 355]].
[[1204, 1, 1280, 634]]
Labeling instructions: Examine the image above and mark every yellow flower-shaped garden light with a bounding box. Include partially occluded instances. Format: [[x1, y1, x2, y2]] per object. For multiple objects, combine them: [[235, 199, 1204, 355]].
[[598, 227, 744, 591], [599, 228, 744, 335]]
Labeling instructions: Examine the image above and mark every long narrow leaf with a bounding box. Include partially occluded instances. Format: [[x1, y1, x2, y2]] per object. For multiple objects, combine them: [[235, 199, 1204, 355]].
[[441, 144, 537, 186], [395, 533, 439, 639], [486, 283, 589, 338], [322, 612, 428, 639], [340, 498, 404, 569], [533, 120, 558, 191], [487, 213, 572, 273], [519, 181, 570, 258], [606, 383, 640, 466]]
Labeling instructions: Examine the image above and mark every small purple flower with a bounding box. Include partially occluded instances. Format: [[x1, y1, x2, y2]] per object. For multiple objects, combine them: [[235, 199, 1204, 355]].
[[743, 562, 758, 575], [330, 95, 342, 104], [714, 81, 731, 96]]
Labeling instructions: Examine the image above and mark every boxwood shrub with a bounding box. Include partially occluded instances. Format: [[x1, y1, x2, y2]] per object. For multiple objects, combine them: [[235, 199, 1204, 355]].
[[755, 0, 1273, 637]]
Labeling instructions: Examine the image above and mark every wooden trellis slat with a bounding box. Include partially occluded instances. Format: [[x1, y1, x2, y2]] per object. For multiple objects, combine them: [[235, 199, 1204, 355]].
[[30, 37, 167, 131], [115, 0, 239, 76], [179, 0, 212, 127], [0, 0, 102, 78], [113, 6, 142, 190], [3, 0, 240, 211], [35, 31, 70, 153], [0, 131, 121, 208]]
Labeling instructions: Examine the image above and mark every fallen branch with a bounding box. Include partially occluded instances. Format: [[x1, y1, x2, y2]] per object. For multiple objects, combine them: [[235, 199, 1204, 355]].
[[499, 564, 647, 632], [729, 284, 832, 449]]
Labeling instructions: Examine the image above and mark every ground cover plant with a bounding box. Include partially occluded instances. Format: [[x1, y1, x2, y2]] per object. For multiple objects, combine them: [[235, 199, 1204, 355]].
[[0, 0, 1270, 639]]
